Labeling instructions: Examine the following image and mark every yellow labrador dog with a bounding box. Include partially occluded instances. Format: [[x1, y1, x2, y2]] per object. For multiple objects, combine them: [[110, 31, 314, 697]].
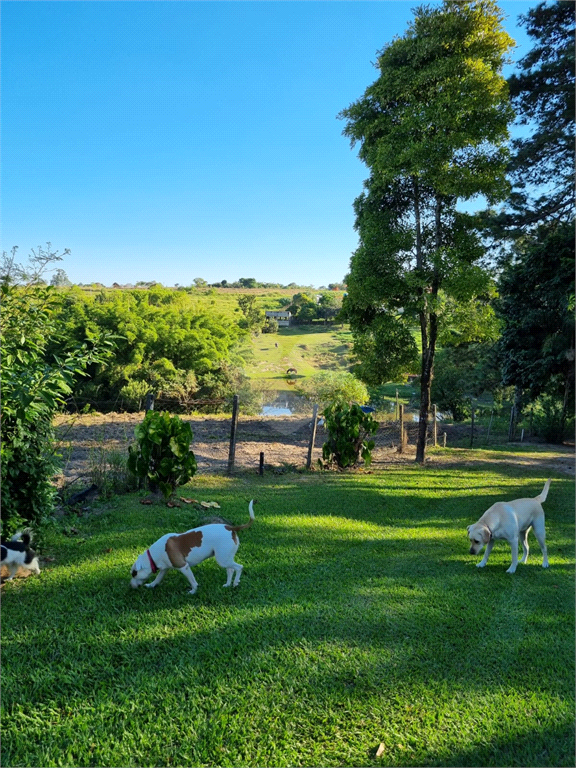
[[467, 479, 551, 574]]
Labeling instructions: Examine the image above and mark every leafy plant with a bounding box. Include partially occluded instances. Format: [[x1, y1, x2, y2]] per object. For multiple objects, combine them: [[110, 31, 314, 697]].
[[0, 246, 111, 537], [528, 393, 575, 444], [300, 371, 369, 409], [119, 379, 151, 411], [127, 411, 197, 498], [321, 403, 378, 469], [49, 285, 246, 412]]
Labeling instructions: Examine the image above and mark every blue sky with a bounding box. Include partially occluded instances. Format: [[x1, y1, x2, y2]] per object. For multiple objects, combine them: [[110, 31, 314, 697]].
[[2, 1, 534, 288]]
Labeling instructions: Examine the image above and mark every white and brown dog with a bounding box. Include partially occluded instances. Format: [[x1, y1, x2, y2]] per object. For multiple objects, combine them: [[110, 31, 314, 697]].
[[130, 500, 255, 594], [467, 480, 551, 574], [1, 530, 41, 581]]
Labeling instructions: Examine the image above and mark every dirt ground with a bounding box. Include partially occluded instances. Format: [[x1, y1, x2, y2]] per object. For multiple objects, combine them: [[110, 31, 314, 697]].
[[53, 411, 575, 490]]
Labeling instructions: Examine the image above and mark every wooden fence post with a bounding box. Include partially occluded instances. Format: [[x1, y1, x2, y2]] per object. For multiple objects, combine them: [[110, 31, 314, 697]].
[[306, 404, 319, 470], [259, 452, 265, 476], [486, 409, 494, 442], [227, 395, 239, 475], [432, 404, 437, 447], [398, 404, 405, 453], [508, 404, 516, 442]]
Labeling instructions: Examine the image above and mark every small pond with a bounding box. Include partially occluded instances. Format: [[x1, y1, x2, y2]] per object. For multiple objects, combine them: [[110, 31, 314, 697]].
[[260, 391, 310, 416]]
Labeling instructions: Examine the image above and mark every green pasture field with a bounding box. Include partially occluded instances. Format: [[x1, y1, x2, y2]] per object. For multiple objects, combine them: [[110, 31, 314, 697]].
[[2, 450, 574, 767], [188, 288, 295, 322], [247, 326, 354, 391], [181, 288, 355, 392]]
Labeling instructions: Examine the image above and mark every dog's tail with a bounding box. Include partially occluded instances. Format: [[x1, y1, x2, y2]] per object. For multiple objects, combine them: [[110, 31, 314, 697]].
[[535, 479, 551, 504], [228, 500, 256, 532], [10, 530, 32, 546]]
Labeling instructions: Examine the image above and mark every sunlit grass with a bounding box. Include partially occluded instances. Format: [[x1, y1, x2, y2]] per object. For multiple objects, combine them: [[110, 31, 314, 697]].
[[247, 325, 353, 390], [2, 461, 574, 767]]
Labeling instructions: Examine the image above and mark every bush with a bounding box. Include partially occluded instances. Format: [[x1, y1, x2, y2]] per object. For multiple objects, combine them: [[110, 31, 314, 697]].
[[0, 246, 111, 537], [300, 371, 369, 408], [119, 380, 151, 411], [127, 411, 197, 499], [321, 403, 378, 469], [529, 394, 574, 443], [262, 317, 279, 334]]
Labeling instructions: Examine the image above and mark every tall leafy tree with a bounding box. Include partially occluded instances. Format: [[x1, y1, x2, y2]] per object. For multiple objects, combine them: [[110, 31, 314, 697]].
[[489, 2, 575, 438], [497, 221, 574, 436], [339, 0, 514, 462], [506, 0, 575, 227]]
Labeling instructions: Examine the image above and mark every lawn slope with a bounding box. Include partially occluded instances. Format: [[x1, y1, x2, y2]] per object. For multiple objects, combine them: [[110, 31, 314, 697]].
[[247, 325, 353, 391], [1, 457, 574, 767]]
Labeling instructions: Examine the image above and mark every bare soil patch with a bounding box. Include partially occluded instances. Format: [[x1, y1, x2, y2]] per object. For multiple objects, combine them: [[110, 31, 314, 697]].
[[53, 412, 574, 488]]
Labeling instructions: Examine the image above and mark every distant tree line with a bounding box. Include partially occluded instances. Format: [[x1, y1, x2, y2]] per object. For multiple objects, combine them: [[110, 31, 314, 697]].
[[64, 276, 347, 292]]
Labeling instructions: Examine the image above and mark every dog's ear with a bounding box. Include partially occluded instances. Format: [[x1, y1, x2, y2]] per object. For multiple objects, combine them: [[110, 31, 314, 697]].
[[466, 525, 471, 534]]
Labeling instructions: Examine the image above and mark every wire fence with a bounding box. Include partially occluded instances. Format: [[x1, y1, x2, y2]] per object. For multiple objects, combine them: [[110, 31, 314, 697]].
[[53, 395, 551, 491]]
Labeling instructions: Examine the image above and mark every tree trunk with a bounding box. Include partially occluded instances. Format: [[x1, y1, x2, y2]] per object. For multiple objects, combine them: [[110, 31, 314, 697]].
[[415, 194, 441, 464], [416, 311, 438, 463]]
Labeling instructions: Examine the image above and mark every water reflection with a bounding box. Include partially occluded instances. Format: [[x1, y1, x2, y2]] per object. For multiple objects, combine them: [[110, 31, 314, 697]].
[[260, 390, 309, 416]]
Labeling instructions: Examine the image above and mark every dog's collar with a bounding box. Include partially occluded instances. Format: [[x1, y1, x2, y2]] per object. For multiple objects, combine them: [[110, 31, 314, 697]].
[[146, 549, 158, 573]]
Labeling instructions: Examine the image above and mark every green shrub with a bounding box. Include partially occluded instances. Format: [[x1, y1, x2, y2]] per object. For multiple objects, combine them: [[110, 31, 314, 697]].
[[262, 317, 279, 334], [529, 393, 574, 443], [321, 403, 378, 469], [300, 371, 369, 408], [127, 411, 197, 498], [0, 246, 111, 537], [119, 380, 151, 411]]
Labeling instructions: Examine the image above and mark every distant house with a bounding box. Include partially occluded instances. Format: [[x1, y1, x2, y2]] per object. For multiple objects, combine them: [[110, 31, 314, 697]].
[[265, 310, 292, 327]]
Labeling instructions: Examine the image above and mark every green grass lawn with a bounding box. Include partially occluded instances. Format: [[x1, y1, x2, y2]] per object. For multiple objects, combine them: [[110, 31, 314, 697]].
[[247, 325, 354, 391], [2, 454, 574, 767]]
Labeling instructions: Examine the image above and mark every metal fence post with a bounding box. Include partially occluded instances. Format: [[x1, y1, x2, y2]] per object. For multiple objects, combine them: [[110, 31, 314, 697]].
[[398, 404, 404, 453]]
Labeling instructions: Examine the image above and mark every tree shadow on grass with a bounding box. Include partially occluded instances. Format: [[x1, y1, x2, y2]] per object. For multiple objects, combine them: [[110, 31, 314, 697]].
[[415, 722, 575, 767], [3, 508, 574, 767]]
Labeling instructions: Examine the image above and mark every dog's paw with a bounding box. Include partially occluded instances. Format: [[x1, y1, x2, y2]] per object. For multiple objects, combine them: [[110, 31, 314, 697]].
[[145, 583, 155, 588], [542, 562, 550, 568], [476, 562, 486, 568], [505, 566, 517, 574], [188, 588, 197, 595]]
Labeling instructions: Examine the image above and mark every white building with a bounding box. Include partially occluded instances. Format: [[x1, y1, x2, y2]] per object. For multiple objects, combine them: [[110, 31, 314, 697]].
[[265, 310, 292, 327]]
